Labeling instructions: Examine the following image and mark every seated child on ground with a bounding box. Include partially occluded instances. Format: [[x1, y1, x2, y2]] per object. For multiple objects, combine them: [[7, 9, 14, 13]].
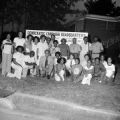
[[55, 57, 66, 81], [81, 60, 94, 85], [93, 57, 106, 83], [65, 54, 75, 75], [71, 58, 83, 83], [104, 57, 115, 84]]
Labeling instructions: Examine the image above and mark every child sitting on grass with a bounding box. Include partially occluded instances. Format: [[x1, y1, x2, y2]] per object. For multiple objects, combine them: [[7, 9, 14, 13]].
[[55, 57, 66, 81], [81, 60, 94, 85], [104, 57, 115, 84], [71, 58, 83, 83], [65, 54, 75, 76]]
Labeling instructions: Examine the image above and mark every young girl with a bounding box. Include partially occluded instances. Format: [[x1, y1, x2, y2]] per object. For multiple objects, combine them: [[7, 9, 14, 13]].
[[71, 58, 83, 83], [55, 57, 66, 81], [1, 33, 13, 77], [81, 54, 90, 68], [100, 54, 107, 67], [104, 57, 115, 84], [81, 60, 94, 85], [65, 54, 75, 74], [32, 36, 39, 76]]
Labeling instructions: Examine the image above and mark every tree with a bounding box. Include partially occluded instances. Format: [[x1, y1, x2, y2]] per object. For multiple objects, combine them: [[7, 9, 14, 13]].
[[25, 0, 80, 30], [84, 0, 119, 17], [0, 0, 80, 32]]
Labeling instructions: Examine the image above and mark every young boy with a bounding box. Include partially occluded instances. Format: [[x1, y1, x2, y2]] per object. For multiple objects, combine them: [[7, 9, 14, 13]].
[[22, 51, 36, 77], [71, 58, 83, 83]]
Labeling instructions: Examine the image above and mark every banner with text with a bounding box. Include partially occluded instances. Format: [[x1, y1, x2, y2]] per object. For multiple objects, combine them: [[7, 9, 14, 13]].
[[26, 30, 88, 45]]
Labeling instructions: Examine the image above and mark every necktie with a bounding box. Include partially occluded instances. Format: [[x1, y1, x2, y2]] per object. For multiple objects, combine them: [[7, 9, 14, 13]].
[[45, 57, 48, 68]]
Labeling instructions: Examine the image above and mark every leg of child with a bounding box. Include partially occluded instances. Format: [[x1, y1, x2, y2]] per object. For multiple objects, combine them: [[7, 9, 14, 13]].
[[86, 74, 92, 85], [59, 70, 65, 81], [81, 75, 88, 85], [55, 73, 61, 81], [100, 72, 106, 82]]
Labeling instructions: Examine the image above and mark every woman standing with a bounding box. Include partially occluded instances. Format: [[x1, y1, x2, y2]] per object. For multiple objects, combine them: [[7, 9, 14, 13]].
[[1, 33, 13, 77], [24, 34, 33, 54], [32, 36, 40, 76]]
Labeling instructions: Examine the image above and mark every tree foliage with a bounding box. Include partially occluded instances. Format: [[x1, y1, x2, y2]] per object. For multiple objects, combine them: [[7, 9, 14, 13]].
[[0, 0, 80, 31], [84, 0, 120, 17]]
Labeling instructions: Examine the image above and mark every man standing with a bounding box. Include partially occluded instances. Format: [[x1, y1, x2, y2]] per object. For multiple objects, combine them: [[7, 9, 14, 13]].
[[80, 36, 91, 66], [58, 38, 70, 59], [69, 38, 82, 59], [39, 49, 54, 79], [90, 36, 104, 59]]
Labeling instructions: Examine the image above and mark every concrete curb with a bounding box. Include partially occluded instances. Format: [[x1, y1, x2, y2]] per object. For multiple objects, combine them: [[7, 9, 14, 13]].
[[7, 92, 120, 117]]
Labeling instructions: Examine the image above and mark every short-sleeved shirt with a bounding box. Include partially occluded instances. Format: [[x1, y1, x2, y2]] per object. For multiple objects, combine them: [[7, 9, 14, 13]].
[[90, 42, 103, 54], [72, 64, 83, 75], [69, 44, 81, 53], [58, 44, 69, 57], [13, 52, 24, 66], [14, 37, 25, 48], [104, 64, 115, 78], [2, 39, 12, 54]]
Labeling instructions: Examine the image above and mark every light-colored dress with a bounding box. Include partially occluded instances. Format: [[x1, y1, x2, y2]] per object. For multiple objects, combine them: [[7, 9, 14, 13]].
[[55, 64, 65, 81], [81, 65, 94, 85]]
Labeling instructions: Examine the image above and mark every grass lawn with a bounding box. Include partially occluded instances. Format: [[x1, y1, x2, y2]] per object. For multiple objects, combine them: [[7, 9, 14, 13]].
[[0, 66, 120, 113]]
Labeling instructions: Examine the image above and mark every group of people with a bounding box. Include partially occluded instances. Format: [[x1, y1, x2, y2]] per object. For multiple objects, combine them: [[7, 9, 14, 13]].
[[1, 31, 115, 85]]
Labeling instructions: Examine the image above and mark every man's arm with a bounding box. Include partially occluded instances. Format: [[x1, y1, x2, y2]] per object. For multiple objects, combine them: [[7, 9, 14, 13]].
[[12, 58, 22, 68]]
